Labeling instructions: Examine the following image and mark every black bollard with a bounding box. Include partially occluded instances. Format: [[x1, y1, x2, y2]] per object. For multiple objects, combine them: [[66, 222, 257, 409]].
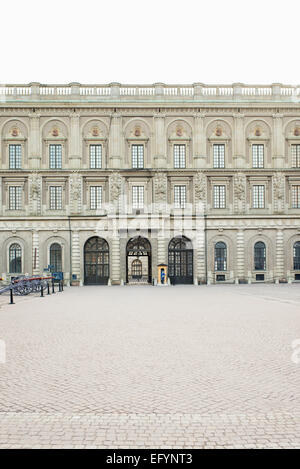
[[40, 285, 44, 297], [47, 283, 50, 295], [58, 281, 62, 292], [61, 281, 64, 292], [52, 280, 55, 294], [9, 287, 14, 305]]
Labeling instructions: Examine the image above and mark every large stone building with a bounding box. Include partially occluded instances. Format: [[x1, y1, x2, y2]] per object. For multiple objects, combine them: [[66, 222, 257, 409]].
[[1, 82, 300, 286]]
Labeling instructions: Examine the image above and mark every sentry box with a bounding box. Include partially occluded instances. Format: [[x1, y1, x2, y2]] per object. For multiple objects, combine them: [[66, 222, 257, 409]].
[[157, 263, 168, 285]]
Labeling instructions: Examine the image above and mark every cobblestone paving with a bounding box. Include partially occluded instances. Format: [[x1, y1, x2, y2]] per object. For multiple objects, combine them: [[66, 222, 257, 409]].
[[0, 284, 299, 448]]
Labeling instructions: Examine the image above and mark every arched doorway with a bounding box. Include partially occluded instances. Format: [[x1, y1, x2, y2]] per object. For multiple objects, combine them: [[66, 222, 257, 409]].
[[126, 236, 151, 284], [84, 237, 109, 285], [168, 236, 193, 285]]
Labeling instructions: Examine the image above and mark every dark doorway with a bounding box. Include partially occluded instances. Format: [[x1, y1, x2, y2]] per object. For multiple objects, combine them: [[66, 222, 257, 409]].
[[168, 236, 193, 285], [84, 237, 109, 285]]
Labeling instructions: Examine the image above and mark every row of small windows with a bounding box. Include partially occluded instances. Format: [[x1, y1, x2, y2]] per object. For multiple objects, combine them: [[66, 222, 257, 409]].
[[8, 241, 300, 274], [7, 143, 300, 169], [7, 184, 300, 210], [215, 241, 296, 272]]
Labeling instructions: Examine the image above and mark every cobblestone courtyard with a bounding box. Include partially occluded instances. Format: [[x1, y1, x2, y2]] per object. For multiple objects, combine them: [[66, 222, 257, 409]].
[[0, 284, 299, 448]]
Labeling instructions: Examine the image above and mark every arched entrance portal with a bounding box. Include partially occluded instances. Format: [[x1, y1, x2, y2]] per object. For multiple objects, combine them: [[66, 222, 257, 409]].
[[84, 237, 109, 285], [126, 236, 151, 284], [168, 236, 193, 285]]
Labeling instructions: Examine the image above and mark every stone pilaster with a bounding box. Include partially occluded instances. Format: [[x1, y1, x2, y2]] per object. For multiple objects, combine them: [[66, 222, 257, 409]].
[[275, 229, 284, 281], [194, 172, 207, 213], [69, 172, 82, 215], [28, 172, 42, 215], [69, 113, 81, 169], [236, 229, 245, 280], [111, 236, 120, 284], [32, 230, 40, 275], [233, 173, 246, 214], [153, 113, 166, 168], [28, 113, 41, 169], [272, 114, 285, 168], [109, 112, 122, 168], [193, 113, 206, 168], [71, 230, 81, 285], [233, 113, 245, 168], [273, 172, 285, 214]]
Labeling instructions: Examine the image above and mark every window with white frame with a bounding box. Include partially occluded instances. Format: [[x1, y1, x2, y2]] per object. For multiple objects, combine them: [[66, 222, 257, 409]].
[[131, 145, 144, 169], [9, 144, 22, 169], [213, 185, 226, 208], [49, 144, 62, 169], [291, 185, 300, 208], [174, 185, 186, 208], [291, 144, 300, 168], [252, 185, 265, 208], [132, 186, 144, 209], [174, 144, 186, 169], [9, 186, 22, 210], [49, 186, 62, 210], [213, 144, 225, 168], [252, 144, 264, 168], [90, 186, 102, 209], [89, 144, 102, 169]]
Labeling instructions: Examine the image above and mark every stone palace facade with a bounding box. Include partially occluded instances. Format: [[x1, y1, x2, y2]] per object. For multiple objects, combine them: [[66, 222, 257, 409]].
[[1, 82, 300, 285]]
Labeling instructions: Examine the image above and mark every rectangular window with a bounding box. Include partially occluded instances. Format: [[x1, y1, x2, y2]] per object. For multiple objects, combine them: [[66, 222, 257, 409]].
[[174, 185, 186, 208], [252, 185, 265, 208], [291, 144, 300, 168], [252, 144, 264, 168], [132, 145, 144, 169], [89, 144, 102, 169], [49, 186, 62, 210], [90, 186, 102, 209], [174, 144, 186, 169], [49, 144, 62, 169], [132, 186, 144, 209], [292, 186, 300, 208], [9, 144, 22, 169], [9, 186, 22, 210], [213, 144, 225, 168], [213, 185, 226, 208]]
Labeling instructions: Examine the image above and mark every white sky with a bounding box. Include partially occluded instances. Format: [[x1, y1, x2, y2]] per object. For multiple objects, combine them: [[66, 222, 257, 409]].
[[0, 0, 299, 85]]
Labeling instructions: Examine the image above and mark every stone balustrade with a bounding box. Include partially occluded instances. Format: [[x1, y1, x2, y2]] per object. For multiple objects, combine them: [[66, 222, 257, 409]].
[[0, 82, 300, 102]]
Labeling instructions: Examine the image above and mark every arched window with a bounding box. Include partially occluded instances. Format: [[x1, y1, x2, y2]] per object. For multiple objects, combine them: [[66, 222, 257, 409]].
[[9, 243, 22, 273], [293, 242, 300, 270], [254, 242, 266, 270], [50, 243, 62, 272], [215, 242, 227, 271], [131, 259, 142, 278]]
